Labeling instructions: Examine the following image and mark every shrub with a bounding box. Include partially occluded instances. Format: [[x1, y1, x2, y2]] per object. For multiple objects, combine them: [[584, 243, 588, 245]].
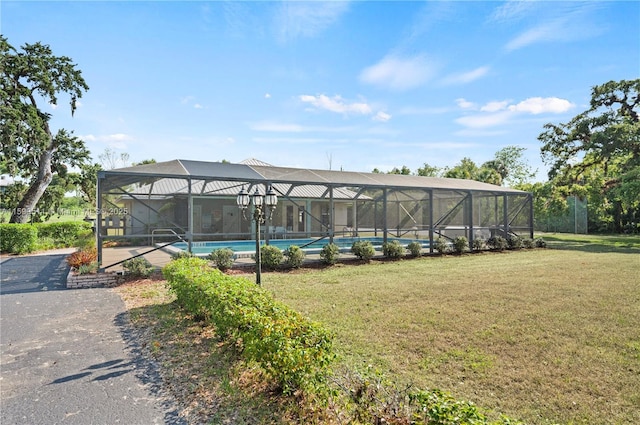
[[522, 238, 535, 249], [407, 241, 422, 257], [472, 238, 485, 251], [284, 245, 305, 269], [35, 221, 91, 248], [122, 257, 154, 278], [351, 240, 376, 261], [77, 262, 99, 275], [409, 388, 491, 424], [0, 223, 38, 254], [67, 248, 98, 269], [260, 245, 283, 270], [433, 237, 448, 254], [209, 248, 234, 271], [452, 236, 469, 254], [382, 240, 405, 259], [163, 258, 335, 394], [487, 236, 508, 251], [534, 237, 547, 248], [171, 250, 196, 260], [507, 235, 523, 249], [320, 243, 340, 265]]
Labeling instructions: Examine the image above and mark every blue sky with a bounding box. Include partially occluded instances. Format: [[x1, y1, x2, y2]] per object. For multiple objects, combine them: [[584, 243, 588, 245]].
[[3, 1, 639, 182]]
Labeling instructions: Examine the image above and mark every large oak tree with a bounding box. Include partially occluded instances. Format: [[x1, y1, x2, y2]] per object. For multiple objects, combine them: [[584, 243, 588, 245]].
[[1, 36, 90, 223], [539, 79, 640, 232]]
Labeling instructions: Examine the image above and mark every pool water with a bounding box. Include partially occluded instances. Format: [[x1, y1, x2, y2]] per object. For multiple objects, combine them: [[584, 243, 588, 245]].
[[170, 237, 425, 255]]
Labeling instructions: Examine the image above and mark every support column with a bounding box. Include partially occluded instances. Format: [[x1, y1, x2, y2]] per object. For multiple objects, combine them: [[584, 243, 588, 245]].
[[428, 189, 434, 254], [468, 191, 474, 250], [329, 186, 335, 244], [503, 194, 509, 238], [187, 178, 193, 253], [382, 188, 388, 244], [97, 171, 104, 270]]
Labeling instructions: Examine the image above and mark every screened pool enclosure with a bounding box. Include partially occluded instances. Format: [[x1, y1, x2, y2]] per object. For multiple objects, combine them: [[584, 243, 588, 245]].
[[96, 159, 533, 268]]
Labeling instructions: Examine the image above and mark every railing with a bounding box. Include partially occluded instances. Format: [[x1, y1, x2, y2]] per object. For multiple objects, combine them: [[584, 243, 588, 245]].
[[151, 228, 186, 246]]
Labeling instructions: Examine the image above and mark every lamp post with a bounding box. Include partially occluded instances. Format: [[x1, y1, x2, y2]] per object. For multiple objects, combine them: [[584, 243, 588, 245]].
[[237, 185, 278, 285]]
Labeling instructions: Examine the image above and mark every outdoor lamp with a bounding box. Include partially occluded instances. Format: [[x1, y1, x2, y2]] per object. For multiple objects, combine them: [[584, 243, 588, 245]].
[[264, 185, 278, 210], [236, 186, 250, 209], [237, 184, 278, 286]]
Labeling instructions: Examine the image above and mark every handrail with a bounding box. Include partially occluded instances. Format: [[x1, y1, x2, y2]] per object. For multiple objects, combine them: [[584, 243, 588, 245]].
[[152, 228, 186, 246]]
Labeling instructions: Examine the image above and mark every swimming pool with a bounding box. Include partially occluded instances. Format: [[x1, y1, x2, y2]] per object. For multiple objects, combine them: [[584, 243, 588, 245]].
[[167, 237, 427, 256]]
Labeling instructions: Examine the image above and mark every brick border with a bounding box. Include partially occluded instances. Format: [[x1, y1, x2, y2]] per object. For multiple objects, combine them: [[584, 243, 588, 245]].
[[66, 269, 126, 289]]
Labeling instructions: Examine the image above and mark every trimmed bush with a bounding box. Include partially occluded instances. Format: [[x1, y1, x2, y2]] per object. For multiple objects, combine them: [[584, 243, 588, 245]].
[[534, 237, 547, 248], [67, 248, 98, 269], [284, 245, 305, 269], [433, 237, 448, 254], [522, 238, 535, 249], [209, 248, 235, 271], [122, 257, 154, 278], [171, 250, 196, 260], [382, 240, 405, 259], [0, 224, 38, 254], [260, 245, 283, 270], [452, 236, 469, 254], [472, 238, 485, 251], [487, 236, 508, 251], [351, 240, 375, 261], [507, 235, 523, 249], [407, 241, 422, 257], [163, 258, 335, 394], [320, 243, 340, 265]]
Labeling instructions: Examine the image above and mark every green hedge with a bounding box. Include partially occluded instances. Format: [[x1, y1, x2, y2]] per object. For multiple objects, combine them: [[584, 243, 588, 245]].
[[0, 224, 38, 254], [163, 257, 335, 394], [34, 221, 92, 247]]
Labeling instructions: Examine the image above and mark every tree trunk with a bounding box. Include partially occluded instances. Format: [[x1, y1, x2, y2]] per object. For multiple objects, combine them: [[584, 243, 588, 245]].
[[9, 149, 54, 223]]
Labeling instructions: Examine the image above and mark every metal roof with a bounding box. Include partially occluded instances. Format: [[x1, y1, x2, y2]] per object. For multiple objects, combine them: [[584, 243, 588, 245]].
[[103, 159, 527, 194]]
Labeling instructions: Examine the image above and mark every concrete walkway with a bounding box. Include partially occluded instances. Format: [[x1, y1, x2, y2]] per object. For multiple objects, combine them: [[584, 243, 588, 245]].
[[0, 252, 185, 424]]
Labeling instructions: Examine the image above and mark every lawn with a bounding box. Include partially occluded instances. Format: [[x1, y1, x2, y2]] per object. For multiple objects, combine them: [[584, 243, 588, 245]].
[[262, 235, 639, 424], [116, 234, 640, 424]]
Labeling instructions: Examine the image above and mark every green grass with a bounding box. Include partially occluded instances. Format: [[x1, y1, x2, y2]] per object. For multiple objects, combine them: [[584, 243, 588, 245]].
[[261, 236, 640, 424]]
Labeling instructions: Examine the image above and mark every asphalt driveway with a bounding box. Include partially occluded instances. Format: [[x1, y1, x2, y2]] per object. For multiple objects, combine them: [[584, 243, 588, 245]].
[[0, 252, 185, 424]]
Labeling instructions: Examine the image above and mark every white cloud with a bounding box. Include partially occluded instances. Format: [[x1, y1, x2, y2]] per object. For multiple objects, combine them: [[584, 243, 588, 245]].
[[81, 133, 133, 149], [194, 103, 203, 109], [504, 4, 604, 52], [299, 94, 372, 115], [442, 66, 490, 85], [508, 97, 574, 114], [489, 0, 537, 23], [480, 100, 510, 112], [455, 96, 574, 129], [359, 54, 437, 91], [373, 111, 392, 122], [456, 98, 476, 110], [274, 1, 349, 42], [264, 93, 272, 99]]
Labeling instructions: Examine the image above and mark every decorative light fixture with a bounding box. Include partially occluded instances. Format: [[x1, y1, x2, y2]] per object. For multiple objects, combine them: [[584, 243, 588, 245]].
[[236, 184, 278, 285]]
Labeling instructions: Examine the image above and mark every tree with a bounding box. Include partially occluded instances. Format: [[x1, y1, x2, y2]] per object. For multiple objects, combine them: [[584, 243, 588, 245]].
[[98, 148, 130, 170], [539, 79, 640, 232], [443, 157, 502, 185], [416, 163, 441, 177], [483, 145, 536, 187], [1, 36, 90, 223]]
